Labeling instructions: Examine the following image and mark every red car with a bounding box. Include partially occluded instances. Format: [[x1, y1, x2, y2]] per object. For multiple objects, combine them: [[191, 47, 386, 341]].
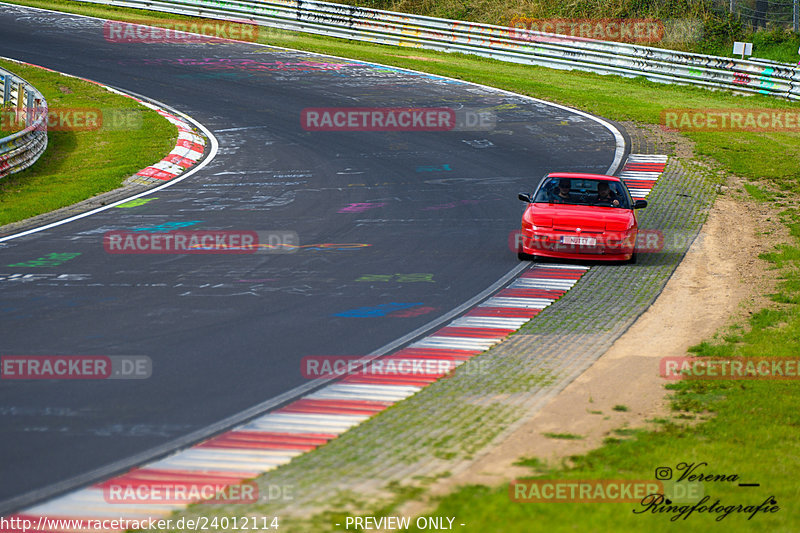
[[517, 172, 647, 263]]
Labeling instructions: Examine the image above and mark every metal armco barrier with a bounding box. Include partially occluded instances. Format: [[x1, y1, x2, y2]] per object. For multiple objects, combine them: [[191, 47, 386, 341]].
[[0, 66, 48, 179], [79, 0, 800, 100]]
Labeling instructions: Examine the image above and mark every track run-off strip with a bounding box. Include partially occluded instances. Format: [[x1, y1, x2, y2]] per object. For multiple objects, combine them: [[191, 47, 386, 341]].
[[5, 265, 589, 526]]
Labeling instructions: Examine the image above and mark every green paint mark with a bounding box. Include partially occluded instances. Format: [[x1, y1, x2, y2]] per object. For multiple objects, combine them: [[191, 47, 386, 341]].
[[115, 197, 158, 208], [357, 274, 394, 282], [8, 253, 81, 268]]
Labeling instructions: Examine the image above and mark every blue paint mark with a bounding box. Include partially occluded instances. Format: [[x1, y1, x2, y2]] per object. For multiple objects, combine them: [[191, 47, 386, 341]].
[[416, 164, 451, 172], [131, 221, 202, 232], [365, 65, 464, 84], [334, 302, 423, 318]]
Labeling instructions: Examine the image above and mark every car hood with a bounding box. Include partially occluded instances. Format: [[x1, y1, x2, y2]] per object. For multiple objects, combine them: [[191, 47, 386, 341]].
[[528, 203, 635, 231]]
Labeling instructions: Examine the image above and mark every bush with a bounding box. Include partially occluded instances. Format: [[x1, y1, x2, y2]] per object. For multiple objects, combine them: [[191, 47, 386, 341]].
[[702, 12, 746, 47]]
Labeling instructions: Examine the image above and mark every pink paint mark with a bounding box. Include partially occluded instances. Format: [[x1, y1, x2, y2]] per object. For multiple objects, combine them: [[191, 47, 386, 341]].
[[389, 306, 438, 318], [338, 202, 388, 213], [131, 58, 359, 72]]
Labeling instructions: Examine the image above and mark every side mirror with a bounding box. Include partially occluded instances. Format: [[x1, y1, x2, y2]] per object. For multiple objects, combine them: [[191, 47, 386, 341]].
[[634, 199, 647, 209], [518, 193, 532, 203]]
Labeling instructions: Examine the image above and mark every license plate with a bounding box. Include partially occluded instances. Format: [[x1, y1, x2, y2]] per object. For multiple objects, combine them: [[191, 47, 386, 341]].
[[561, 235, 597, 246]]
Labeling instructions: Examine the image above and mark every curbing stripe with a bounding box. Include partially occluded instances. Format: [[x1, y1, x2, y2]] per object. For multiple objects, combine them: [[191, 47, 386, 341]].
[[620, 153, 667, 200], [433, 326, 515, 338], [449, 316, 530, 328], [465, 306, 542, 318], [480, 297, 554, 309]]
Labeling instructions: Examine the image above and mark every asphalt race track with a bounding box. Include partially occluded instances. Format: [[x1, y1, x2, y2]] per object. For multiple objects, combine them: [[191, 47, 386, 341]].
[[0, 4, 625, 512]]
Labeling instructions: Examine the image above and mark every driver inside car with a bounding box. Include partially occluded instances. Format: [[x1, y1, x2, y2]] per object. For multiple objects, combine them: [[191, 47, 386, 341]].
[[594, 181, 620, 207]]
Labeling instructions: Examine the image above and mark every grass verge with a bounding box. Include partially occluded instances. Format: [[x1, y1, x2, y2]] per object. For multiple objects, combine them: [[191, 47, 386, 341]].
[[0, 58, 175, 226], [407, 243, 800, 531]]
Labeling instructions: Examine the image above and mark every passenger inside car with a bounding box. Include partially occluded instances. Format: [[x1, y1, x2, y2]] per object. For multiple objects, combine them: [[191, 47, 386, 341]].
[[549, 178, 572, 204]]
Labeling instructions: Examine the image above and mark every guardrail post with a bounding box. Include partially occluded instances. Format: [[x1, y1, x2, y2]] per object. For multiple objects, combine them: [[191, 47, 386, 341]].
[[26, 89, 36, 126], [16, 82, 25, 126], [1, 75, 8, 106]]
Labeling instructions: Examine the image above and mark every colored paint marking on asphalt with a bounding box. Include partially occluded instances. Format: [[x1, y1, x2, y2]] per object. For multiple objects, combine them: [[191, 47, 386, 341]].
[[333, 303, 424, 317], [355, 273, 435, 283], [6, 253, 81, 268], [114, 197, 158, 208], [338, 202, 388, 213]]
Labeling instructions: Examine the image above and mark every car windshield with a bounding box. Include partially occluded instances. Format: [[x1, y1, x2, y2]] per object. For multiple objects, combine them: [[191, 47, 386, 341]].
[[532, 176, 631, 209]]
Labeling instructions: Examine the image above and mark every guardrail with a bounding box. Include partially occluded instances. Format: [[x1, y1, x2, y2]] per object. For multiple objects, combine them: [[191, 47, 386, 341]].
[[78, 0, 800, 101], [0, 67, 48, 179]]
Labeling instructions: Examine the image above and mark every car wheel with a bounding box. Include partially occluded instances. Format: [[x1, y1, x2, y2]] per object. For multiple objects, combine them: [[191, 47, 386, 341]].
[[627, 252, 637, 264]]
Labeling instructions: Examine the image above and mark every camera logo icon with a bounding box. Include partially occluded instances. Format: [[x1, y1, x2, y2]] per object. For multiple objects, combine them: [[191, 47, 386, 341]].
[[655, 467, 673, 480]]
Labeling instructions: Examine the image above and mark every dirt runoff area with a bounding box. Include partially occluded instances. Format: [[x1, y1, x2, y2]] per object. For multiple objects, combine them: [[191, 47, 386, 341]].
[[396, 171, 787, 517]]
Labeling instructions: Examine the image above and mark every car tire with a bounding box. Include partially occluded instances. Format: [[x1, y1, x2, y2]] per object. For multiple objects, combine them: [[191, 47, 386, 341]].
[[517, 247, 534, 261], [627, 252, 637, 264]]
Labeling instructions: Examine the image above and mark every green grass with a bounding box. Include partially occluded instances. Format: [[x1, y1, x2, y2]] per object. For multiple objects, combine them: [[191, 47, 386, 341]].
[[0, 59, 175, 225], [744, 183, 773, 201], [406, 322, 800, 531], [543, 432, 585, 440]]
